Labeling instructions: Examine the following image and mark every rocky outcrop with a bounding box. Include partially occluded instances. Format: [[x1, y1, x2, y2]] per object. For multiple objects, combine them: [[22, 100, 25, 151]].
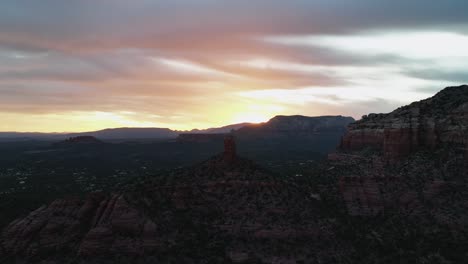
[[335, 85, 468, 216], [223, 135, 237, 162], [339, 175, 384, 216], [341, 85, 468, 162], [0, 193, 159, 260], [332, 151, 468, 217], [0, 137, 327, 262]]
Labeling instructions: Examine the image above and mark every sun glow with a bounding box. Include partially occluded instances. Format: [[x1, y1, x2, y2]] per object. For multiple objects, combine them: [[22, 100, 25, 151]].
[[231, 112, 270, 124], [0, 111, 162, 133]]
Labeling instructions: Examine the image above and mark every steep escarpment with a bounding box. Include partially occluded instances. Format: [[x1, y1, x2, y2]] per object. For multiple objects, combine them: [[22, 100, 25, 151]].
[[320, 86, 468, 263], [330, 147, 468, 217], [341, 85, 468, 161], [335, 85, 468, 217]]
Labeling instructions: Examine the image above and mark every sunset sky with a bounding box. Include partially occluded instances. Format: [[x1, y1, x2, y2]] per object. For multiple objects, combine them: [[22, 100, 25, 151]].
[[1, 0, 468, 132]]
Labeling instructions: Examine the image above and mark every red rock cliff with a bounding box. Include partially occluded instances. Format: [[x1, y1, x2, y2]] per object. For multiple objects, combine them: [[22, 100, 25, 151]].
[[341, 85, 468, 162]]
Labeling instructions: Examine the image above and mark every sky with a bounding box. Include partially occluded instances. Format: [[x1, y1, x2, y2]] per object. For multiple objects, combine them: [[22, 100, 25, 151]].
[[1, 0, 468, 132]]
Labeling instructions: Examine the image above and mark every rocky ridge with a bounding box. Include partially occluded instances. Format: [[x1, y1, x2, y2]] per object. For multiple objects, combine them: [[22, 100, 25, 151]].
[[238, 115, 355, 135], [336, 85, 468, 217], [341, 85, 468, 162]]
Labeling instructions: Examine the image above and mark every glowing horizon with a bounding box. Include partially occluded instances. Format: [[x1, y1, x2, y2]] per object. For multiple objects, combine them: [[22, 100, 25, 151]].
[[0, 1, 467, 132], [0, 109, 276, 133]]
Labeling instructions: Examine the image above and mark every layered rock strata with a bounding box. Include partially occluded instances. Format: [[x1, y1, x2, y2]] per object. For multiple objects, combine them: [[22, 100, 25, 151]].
[[341, 85, 468, 162]]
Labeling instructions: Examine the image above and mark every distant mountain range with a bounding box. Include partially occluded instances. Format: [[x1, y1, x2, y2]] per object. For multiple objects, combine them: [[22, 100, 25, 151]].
[[0, 116, 354, 141], [0, 122, 253, 141], [236, 115, 354, 136]]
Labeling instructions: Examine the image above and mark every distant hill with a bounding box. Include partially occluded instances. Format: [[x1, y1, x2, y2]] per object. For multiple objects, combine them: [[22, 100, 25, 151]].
[[66, 127, 178, 140], [236, 115, 355, 136], [233, 115, 355, 159], [0, 132, 65, 141], [177, 115, 354, 140], [0, 123, 253, 141], [187, 122, 251, 134], [176, 115, 355, 161], [0, 116, 354, 142]]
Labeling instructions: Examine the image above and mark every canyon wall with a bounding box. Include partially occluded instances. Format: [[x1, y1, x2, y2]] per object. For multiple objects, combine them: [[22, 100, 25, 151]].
[[341, 85, 468, 162], [337, 85, 468, 216]]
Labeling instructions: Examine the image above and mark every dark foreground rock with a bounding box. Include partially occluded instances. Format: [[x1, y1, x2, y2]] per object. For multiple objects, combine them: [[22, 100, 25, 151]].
[[1, 136, 336, 263], [1, 193, 160, 259]]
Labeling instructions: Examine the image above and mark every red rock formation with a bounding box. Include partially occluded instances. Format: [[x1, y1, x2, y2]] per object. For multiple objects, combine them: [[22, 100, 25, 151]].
[[383, 128, 415, 161], [341, 85, 468, 162], [337, 171, 425, 217], [340, 128, 384, 150], [339, 176, 384, 216], [223, 135, 237, 162], [334, 86, 468, 218], [1, 193, 160, 259]]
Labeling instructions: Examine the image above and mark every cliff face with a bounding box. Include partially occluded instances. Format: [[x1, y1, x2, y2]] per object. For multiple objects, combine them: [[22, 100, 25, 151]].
[[336, 85, 468, 217], [341, 85, 468, 161], [333, 149, 468, 218]]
